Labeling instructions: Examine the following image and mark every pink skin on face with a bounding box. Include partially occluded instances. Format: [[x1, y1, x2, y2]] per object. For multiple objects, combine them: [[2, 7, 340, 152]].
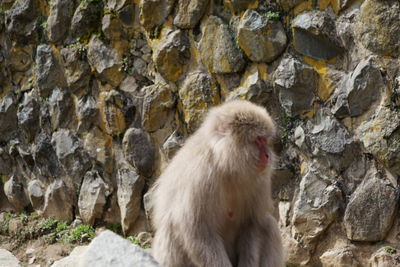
[[256, 136, 269, 172]]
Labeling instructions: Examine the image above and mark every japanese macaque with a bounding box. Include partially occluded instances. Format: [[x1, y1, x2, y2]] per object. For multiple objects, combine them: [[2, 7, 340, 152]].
[[151, 100, 284, 267]]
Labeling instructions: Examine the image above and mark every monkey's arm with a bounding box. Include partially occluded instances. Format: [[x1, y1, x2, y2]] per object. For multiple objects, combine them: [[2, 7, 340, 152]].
[[236, 221, 262, 267]]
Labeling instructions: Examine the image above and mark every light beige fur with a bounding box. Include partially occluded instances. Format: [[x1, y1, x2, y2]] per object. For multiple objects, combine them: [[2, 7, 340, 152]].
[[151, 100, 284, 267]]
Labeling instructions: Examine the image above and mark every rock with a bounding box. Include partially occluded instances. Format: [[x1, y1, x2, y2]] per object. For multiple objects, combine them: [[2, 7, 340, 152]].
[[199, 16, 245, 74], [274, 56, 317, 116], [77, 95, 99, 133], [122, 128, 155, 178], [153, 29, 190, 82], [0, 147, 13, 176], [278, 0, 303, 11], [139, 0, 174, 31], [344, 169, 398, 242], [178, 72, 220, 133], [332, 58, 383, 118], [51, 246, 88, 267], [237, 10, 287, 63], [305, 109, 357, 171], [292, 10, 343, 60], [78, 171, 108, 225], [61, 46, 91, 92], [35, 45, 67, 98], [102, 14, 126, 41], [369, 247, 400, 267], [33, 132, 64, 180], [51, 129, 91, 188], [173, 0, 209, 29], [3, 176, 30, 211], [162, 131, 184, 159], [9, 45, 34, 72], [27, 180, 44, 210], [356, 106, 400, 175], [227, 64, 272, 105], [78, 230, 160, 266], [292, 164, 342, 244], [70, 0, 103, 39], [17, 92, 40, 142], [224, 0, 257, 12], [98, 90, 127, 136], [0, 95, 18, 143], [5, 0, 40, 43], [117, 167, 145, 236], [42, 180, 74, 222], [142, 84, 175, 132], [48, 88, 76, 131], [356, 0, 400, 57], [83, 127, 114, 174], [0, 249, 22, 267], [118, 5, 135, 26], [46, 0, 75, 43], [87, 36, 124, 87], [281, 232, 311, 266], [320, 247, 360, 267]]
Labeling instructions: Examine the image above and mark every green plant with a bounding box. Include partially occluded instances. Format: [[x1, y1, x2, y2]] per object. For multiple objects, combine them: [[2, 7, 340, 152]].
[[106, 223, 122, 234], [67, 224, 95, 243], [384, 246, 396, 254], [40, 217, 58, 232], [265, 11, 280, 20], [149, 24, 163, 39], [127, 235, 151, 249], [104, 9, 118, 18]]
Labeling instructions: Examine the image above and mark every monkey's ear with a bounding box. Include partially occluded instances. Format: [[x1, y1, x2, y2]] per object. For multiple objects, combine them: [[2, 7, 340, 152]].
[[216, 122, 231, 135]]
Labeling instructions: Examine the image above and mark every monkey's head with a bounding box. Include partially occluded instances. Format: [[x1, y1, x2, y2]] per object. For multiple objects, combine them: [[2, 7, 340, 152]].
[[202, 100, 276, 176]]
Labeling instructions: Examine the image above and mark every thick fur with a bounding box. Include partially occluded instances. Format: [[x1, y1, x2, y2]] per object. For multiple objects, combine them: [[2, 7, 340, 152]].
[[151, 100, 284, 267]]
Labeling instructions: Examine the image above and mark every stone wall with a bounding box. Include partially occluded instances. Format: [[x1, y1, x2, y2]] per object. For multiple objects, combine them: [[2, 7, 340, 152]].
[[1, 0, 400, 265]]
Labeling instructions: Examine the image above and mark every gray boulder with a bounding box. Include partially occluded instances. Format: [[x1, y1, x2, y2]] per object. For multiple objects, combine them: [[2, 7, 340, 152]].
[[237, 10, 287, 63], [42, 179, 74, 222], [3, 176, 30, 212], [0, 249, 21, 267], [344, 169, 399, 242], [27, 180, 44, 211], [17, 92, 40, 142], [70, 0, 103, 39], [0, 95, 17, 143], [173, 0, 209, 29], [46, 0, 75, 43]]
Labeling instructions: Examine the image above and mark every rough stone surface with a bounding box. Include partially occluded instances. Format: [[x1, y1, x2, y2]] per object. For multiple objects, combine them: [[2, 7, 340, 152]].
[[61, 46, 91, 92], [344, 170, 398, 242], [274, 56, 317, 116], [173, 0, 209, 29], [5, 0, 40, 43], [139, 0, 174, 31], [369, 247, 400, 267], [87, 36, 124, 87], [51, 246, 88, 267], [42, 180, 74, 222], [224, 0, 257, 12], [179, 72, 220, 132], [46, 0, 75, 43], [142, 84, 175, 132], [117, 167, 145, 236], [0, 249, 21, 267], [35, 45, 67, 98], [356, 106, 400, 176], [199, 16, 245, 74], [292, 10, 343, 60], [98, 90, 127, 136], [27, 180, 44, 210], [122, 128, 155, 178], [79, 230, 160, 266], [51, 129, 91, 188], [78, 171, 107, 225], [356, 0, 400, 57], [292, 164, 342, 244], [70, 0, 103, 39], [320, 247, 360, 267], [17, 92, 40, 142], [333, 58, 383, 117], [237, 10, 287, 63], [33, 132, 63, 180], [3, 176, 30, 211], [153, 29, 190, 82], [0, 95, 17, 143]]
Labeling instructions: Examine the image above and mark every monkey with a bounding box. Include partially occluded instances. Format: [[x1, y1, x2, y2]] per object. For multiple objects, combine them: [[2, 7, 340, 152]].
[[151, 100, 284, 267]]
